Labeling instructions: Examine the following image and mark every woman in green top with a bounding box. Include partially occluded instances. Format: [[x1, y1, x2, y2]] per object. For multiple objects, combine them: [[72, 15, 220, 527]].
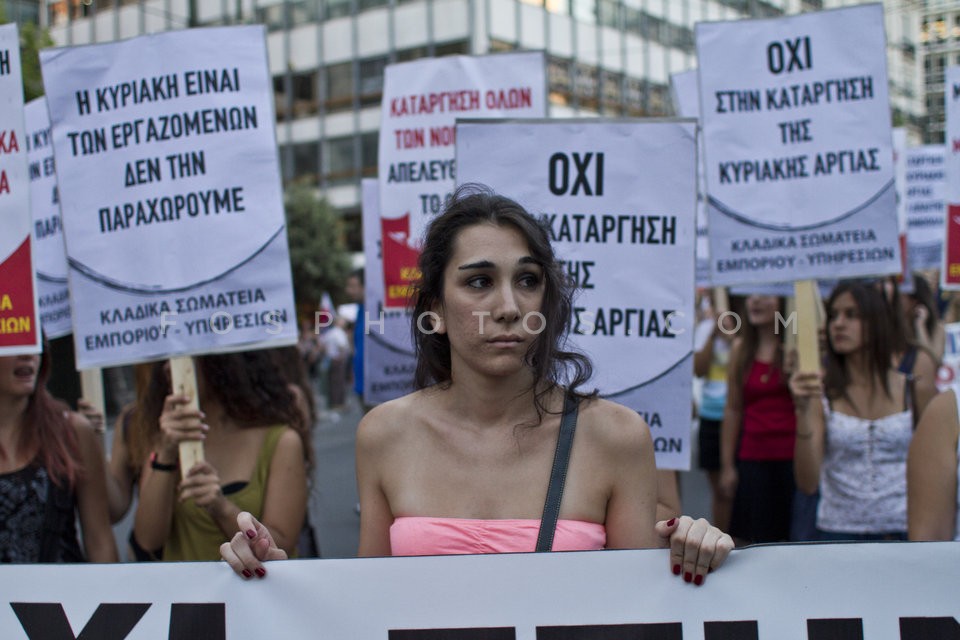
[[132, 350, 312, 562]]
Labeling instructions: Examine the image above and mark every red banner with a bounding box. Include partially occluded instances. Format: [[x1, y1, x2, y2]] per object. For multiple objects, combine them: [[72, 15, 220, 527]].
[[945, 204, 960, 287], [381, 213, 420, 308], [0, 238, 39, 348]]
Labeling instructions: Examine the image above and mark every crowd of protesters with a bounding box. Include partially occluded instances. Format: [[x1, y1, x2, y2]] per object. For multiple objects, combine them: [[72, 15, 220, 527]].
[[2, 195, 958, 573]]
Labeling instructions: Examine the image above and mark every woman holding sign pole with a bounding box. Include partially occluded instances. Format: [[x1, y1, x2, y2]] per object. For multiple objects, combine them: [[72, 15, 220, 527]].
[[790, 282, 913, 541], [222, 186, 733, 583], [133, 351, 311, 562], [0, 349, 117, 563]]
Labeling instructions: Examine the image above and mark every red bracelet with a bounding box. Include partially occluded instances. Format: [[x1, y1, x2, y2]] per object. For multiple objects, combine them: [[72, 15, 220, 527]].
[[150, 451, 178, 472]]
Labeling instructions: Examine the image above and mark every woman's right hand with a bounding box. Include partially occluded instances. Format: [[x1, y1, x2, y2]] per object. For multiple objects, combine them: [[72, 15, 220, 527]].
[[718, 465, 738, 501], [157, 393, 207, 460], [220, 512, 287, 579], [788, 370, 823, 407]]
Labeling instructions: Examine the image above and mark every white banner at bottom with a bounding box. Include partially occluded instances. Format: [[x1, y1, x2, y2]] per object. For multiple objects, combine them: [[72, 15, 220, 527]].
[[1, 543, 958, 639]]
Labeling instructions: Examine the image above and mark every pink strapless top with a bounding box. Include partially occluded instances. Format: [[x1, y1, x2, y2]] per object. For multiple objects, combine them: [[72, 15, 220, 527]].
[[389, 516, 607, 556]]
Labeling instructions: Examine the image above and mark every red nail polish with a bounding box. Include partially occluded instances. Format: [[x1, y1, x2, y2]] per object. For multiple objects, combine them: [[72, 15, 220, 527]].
[[666, 518, 676, 527], [672, 564, 681, 575], [241, 569, 252, 578], [684, 572, 692, 583], [245, 529, 256, 539], [254, 567, 266, 578], [694, 574, 704, 586]]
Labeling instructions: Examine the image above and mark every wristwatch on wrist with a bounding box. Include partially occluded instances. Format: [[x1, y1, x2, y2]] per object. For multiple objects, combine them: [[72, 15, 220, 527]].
[[150, 451, 178, 472]]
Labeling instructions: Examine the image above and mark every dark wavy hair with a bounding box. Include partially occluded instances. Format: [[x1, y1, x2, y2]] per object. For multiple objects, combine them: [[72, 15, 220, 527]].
[[9, 343, 83, 489], [133, 349, 313, 469], [908, 274, 939, 342], [824, 281, 895, 406], [411, 185, 595, 417]]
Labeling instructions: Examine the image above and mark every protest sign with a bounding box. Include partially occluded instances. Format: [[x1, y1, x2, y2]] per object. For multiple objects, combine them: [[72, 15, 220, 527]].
[[903, 145, 945, 274], [0, 24, 41, 355], [39, 26, 296, 368], [457, 119, 696, 469], [378, 52, 546, 309], [25, 97, 71, 339], [945, 67, 960, 289], [697, 4, 900, 286], [671, 69, 711, 287], [361, 178, 416, 404], [937, 321, 960, 392], [2, 543, 959, 639], [892, 127, 910, 282]]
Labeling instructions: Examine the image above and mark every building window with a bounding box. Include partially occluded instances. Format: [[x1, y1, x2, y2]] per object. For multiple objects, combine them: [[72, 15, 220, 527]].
[[359, 56, 388, 107], [359, 0, 389, 11], [325, 0, 353, 19], [324, 136, 356, 184], [324, 62, 354, 112], [598, 0, 619, 28], [292, 71, 319, 118], [436, 40, 470, 56], [548, 57, 572, 106], [293, 142, 321, 183], [360, 132, 378, 176]]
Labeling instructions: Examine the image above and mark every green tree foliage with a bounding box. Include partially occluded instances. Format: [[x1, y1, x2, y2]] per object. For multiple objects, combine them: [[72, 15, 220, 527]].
[[18, 21, 52, 102], [0, 6, 54, 101], [284, 184, 352, 308]]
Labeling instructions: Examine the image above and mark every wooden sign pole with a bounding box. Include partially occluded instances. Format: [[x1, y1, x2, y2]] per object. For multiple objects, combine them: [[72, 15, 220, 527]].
[[79, 368, 105, 443], [794, 280, 821, 374], [169, 356, 204, 478]]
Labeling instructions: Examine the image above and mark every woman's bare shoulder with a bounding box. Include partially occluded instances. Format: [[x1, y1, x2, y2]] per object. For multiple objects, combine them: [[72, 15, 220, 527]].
[[575, 396, 652, 454], [357, 390, 432, 449]]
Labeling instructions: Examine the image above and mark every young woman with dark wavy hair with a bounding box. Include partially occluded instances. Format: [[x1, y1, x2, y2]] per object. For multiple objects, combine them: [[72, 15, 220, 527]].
[[790, 281, 915, 541], [133, 350, 311, 562], [0, 347, 117, 562], [223, 185, 732, 584]]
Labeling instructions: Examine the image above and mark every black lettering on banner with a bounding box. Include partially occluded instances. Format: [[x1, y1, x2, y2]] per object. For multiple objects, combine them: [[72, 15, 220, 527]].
[[0, 48, 10, 75], [537, 623, 682, 639], [389, 628, 516, 639], [767, 36, 812, 74], [704, 620, 759, 640], [10, 602, 150, 640], [899, 617, 960, 639], [10, 602, 224, 640], [169, 603, 226, 640], [807, 618, 863, 640], [548, 152, 604, 196]]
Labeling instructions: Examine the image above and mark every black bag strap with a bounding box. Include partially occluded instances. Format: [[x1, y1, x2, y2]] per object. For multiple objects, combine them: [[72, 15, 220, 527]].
[[536, 393, 580, 552]]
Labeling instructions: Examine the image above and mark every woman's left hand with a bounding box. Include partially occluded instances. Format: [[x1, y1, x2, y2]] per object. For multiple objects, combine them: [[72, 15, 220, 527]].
[[179, 461, 227, 517], [656, 516, 734, 586], [76, 398, 105, 435]]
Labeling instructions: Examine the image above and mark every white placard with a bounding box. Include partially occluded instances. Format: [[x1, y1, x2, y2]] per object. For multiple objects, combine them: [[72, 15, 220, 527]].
[[361, 178, 416, 404], [944, 68, 960, 290], [39, 26, 296, 368], [378, 52, 546, 309], [904, 145, 945, 274], [1, 543, 959, 639], [697, 4, 900, 285], [671, 69, 711, 288], [937, 322, 960, 392], [25, 97, 72, 339], [457, 119, 696, 470], [0, 24, 41, 355]]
